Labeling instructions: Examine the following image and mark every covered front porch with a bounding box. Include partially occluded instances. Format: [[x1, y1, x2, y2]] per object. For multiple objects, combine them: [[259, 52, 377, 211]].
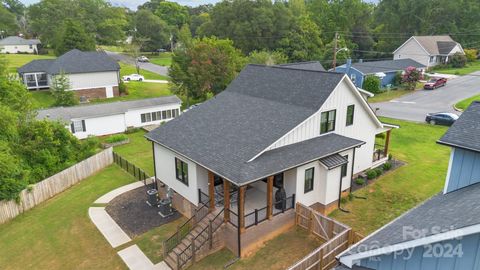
[[373, 128, 392, 166]]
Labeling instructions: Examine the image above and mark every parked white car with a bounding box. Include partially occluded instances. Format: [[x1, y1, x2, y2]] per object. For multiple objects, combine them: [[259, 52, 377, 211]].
[[137, 56, 149, 62], [122, 74, 145, 81]]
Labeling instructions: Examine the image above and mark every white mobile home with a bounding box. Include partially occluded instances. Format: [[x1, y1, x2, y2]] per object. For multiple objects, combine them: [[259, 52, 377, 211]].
[[37, 96, 182, 139], [0, 36, 41, 54]]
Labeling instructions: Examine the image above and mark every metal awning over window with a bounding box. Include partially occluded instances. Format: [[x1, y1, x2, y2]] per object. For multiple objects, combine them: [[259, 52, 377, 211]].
[[319, 154, 348, 170]]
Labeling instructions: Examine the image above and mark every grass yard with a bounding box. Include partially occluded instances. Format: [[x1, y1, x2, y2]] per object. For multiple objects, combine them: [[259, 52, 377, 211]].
[[330, 118, 450, 235], [99, 45, 125, 53], [31, 90, 56, 108], [92, 82, 172, 104], [189, 227, 322, 270], [4, 54, 55, 73], [455, 94, 480, 111], [119, 62, 169, 81], [368, 89, 412, 103], [112, 130, 154, 176], [149, 53, 172, 67], [0, 165, 134, 270], [433, 61, 480, 75]]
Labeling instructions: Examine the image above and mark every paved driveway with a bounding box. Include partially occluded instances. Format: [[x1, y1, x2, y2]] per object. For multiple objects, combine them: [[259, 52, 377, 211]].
[[105, 51, 169, 77], [371, 71, 480, 122]]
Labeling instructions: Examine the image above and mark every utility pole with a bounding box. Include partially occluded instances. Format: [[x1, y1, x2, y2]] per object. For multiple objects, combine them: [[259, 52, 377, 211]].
[[332, 31, 338, 71]]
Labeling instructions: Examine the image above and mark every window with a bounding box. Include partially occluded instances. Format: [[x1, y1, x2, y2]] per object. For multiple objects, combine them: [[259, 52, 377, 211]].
[[304, 168, 314, 193], [162, 111, 167, 119], [141, 113, 152, 123], [172, 109, 179, 118], [152, 112, 157, 121], [156, 111, 162, 120], [350, 74, 356, 84], [166, 110, 172, 119], [175, 158, 189, 186], [341, 155, 348, 178], [429, 56, 435, 63], [320, 110, 336, 134], [346, 105, 355, 126], [71, 120, 85, 133]]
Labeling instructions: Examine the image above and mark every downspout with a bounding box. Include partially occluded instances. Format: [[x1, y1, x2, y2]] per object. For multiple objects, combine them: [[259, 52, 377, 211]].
[[350, 146, 367, 200], [338, 166, 349, 213], [151, 141, 158, 190]]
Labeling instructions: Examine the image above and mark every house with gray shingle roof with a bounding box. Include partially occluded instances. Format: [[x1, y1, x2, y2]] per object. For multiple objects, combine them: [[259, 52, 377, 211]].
[[335, 58, 426, 88], [337, 101, 480, 270], [145, 63, 397, 262], [18, 49, 120, 100], [37, 96, 182, 139], [0, 36, 41, 54], [393, 35, 465, 68]]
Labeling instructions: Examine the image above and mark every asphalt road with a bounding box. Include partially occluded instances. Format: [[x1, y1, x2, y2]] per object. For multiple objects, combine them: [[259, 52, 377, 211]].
[[105, 51, 169, 77], [371, 71, 480, 122]]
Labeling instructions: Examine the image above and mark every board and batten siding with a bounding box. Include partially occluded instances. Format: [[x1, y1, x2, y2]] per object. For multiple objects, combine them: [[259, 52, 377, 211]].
[[445, 148, 480, 193], [266, 78, 380, 174], [394, 38, 431, 67], [359, 232, 480, 270], [154, 143, 208, 206], [64, 71, 119, 90]]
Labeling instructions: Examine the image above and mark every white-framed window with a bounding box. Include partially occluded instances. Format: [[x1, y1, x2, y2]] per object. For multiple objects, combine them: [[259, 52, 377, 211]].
[[350, 73, 356, 84], [429, 56, 435, 63], [71, 120, 85, 133], [141, 109, 179, 123]]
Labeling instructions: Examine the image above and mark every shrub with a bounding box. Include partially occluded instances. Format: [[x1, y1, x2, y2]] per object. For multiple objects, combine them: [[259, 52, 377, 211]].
[[375, 167, 383, 176], [119, 81, 128, 95], [363, 75, 381, 94], [366, 170, 377, 179], [393, 71, 403, 86], [125, 127, 140, 134], [388, 153, 393, 161], [464, 49, 478, 62], [402, 66, 421, 90], [348, 193, 354, 201], [105, 134, 128, 144], [449, 52, 467, 68], [383, 162, 392, 171], [355, 177, 366, 185], [340, 197, 348, 204]]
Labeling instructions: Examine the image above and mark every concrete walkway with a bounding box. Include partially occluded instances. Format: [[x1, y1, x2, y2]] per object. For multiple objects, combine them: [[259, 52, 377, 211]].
[[94, 181, 144, 204], [118, 245, 171, 270], [89, 207, 131, 248]]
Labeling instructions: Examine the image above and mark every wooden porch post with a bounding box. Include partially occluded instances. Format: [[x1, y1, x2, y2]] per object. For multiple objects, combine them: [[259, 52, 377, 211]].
[[238, 186, 246, 233], [223, 180, 230, 222], [384, 129, 391, 156], [266, 176, 274, 220], [208, 171, 215, 210]]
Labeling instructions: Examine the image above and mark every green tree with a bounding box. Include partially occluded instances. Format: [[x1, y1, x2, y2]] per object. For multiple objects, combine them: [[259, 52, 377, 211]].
[[278, 16, 323, 61], [402, 66, 421, 90], [50, 72, 78, 106], [0, 5, 17, 36], [134, 9, 170, 51], [155, 1, 189, 29], [247, 50, 288, 65], [449, 52, 467, 68], [363, 75, 381, 94], [170, 37, 245, 102], [54, 19, 95, 56], [464, 49, 478, 62]]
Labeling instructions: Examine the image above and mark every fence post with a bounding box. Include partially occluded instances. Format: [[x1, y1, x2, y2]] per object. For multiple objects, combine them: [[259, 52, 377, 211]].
[[163, 240, 167, 259], [292, 194, 296, 209], [319, 248, 324, 270], [309, 209, 314, 233], [192, 239, 196, 263], [209, 220, 213, 249]]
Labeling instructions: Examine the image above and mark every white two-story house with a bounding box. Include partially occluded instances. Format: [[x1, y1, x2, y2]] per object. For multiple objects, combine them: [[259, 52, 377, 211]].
[[145, 62, 396, 264]]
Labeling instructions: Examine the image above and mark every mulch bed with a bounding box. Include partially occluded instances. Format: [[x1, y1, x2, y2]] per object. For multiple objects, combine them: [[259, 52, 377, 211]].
[[350, 159, 406, 192], [105, 183, 181, 238]]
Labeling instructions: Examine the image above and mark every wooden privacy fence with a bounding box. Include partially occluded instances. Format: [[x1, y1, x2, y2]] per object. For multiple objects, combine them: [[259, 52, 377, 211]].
[[0, 148, 113, 224], [289, 203, 360, 270]]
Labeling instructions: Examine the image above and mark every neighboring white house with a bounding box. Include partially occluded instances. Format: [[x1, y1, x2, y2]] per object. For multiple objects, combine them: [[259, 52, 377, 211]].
[[393, 35, 465, 68], [37, 96, 182, 139], [18, 49, 121, 99], [0, 36, 41, 54], [146, 63, 396, 239]]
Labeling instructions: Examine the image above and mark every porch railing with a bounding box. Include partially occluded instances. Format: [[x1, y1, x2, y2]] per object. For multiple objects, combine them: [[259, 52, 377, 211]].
[[373, 143, 387, 162], [198, 189, 209, 204], [244, 194, 296, 229], [227, 209, 238, 228], [163, 201, 210, 258], [176, 208, 224, 269]]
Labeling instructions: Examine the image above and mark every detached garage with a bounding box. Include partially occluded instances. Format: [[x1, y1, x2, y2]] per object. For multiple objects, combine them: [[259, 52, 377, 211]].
[[37, 96, 182, 139]]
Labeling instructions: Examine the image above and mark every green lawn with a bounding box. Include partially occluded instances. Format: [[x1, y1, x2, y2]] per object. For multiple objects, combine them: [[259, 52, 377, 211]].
[[91, 82, 172, 104], [0, 165, 133, 270], [433, 61, 480, 75], [119, 62, 169, 81], [4, 54, 55, 73], [330, 118, 450, 235], [455, 94, 480, 111], [368, 89, 412, 103], [99, 45, 125, 53], [189, 228, 322, 270], [112, 130, 154, 176], [149, 53, 172, 67], [31, 90, 56, 109]]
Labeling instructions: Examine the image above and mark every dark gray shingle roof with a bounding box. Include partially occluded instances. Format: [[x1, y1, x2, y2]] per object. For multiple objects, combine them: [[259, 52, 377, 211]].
[[277, 61, 326, 71], [18, 49, 120, 75], [349, 59, 425, 74], [319, 154, 348, 170], [17, 59, 55, 73], [0, 36, 41, 45], [438, 101, 480, 152], [341, 182, 480, 257], [437, 41, 458, 55], [146, 64, 346, 184], [37, 96, 181, 122], [413, 35, 459, 55]]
